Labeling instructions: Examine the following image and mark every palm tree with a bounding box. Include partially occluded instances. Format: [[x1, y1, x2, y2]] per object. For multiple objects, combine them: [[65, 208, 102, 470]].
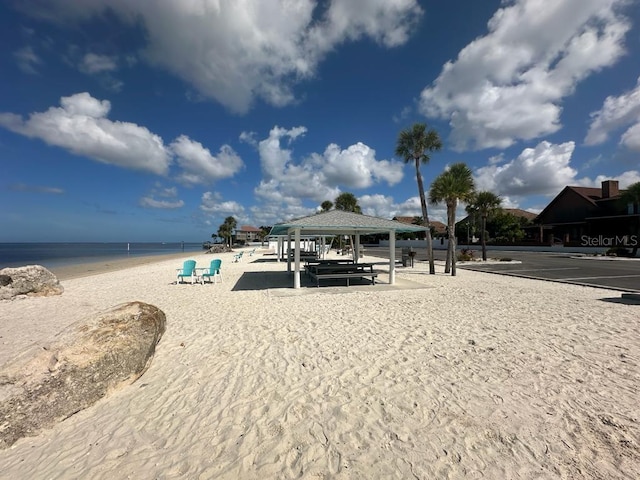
[[429, 163, 475, 275], [218, 216, 237, 248], [217, 224, 231, 248], [334, 192, 362, 253], [258, 226, 271, 246], [620, 181, 640, 256], [334, 192, 362, 213], [320, 200, 333, 212], [466, 191, 502, 261], [395, 123, 442, 274]]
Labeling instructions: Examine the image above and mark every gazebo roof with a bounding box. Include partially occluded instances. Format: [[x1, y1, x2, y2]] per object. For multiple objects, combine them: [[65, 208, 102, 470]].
[[269, 210, 428, 236]]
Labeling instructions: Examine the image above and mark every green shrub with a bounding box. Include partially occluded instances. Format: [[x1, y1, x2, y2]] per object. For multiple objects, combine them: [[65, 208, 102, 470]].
[[457, 248, 475, 262], [606, 247, 631, 257]]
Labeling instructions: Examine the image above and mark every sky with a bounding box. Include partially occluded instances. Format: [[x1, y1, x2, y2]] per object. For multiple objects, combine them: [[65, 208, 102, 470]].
[[1, 0, 640, 243]]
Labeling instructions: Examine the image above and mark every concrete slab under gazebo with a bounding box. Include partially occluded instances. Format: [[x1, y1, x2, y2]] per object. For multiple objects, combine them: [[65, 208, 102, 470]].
[[268, 210, 429, 288]]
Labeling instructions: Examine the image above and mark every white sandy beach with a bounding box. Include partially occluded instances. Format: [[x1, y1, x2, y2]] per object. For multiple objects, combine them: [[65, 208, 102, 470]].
[[0, 248, 638, 479]]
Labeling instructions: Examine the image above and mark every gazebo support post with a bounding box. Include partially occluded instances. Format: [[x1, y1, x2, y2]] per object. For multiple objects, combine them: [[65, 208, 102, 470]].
[[277, 237, 283, 262], [294, 228, 301, 289], [389, 230, 396, 285], [287, 234, 292, 272]]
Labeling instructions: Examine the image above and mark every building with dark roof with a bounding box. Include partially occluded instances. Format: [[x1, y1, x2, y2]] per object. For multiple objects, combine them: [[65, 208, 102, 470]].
[[503, 208, 539, 222], [534, 180, 638, 247]]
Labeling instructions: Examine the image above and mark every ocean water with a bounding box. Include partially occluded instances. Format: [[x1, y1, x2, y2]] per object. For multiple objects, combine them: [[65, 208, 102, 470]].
[[0, 242, 204, 270]]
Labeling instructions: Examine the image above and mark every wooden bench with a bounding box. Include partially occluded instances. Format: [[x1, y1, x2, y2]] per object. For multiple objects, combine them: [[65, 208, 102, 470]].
[[304, 259, 354, 275], [284, 251, 318, 262], [307, 263, 378, 287], [308, 270, 378, 287]]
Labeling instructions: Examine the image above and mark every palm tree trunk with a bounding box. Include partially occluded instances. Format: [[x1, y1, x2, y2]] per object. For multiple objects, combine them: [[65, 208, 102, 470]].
[[416, 160, 435, 274], [481, 215, 487, 261], [450, 202, 457, 276], [444, 206, 451, 274], [444, 242, 451, 273]]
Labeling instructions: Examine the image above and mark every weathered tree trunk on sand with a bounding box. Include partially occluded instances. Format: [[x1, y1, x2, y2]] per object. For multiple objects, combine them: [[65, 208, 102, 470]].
[[0, 301, 166, 449]]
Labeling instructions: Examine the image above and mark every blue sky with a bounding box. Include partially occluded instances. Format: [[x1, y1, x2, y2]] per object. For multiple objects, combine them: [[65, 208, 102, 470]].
[[1, 0, 640, 242]]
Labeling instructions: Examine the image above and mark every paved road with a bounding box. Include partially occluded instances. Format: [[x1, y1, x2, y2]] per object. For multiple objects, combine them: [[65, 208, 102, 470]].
[[364, 247, 640, 293]]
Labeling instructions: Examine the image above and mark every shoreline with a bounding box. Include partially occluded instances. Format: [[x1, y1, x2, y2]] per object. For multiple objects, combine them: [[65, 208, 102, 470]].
[[47, 251, 205, 281]]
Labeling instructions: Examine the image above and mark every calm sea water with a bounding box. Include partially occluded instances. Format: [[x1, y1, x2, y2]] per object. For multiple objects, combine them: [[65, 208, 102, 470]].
[[0, 242, 204, 270]]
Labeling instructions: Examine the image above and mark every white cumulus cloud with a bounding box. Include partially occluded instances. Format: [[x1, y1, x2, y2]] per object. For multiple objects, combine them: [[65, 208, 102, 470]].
[[0, 92, 245, 184], [474, 141, 577, 196], [170, 135, 244, 186], [420, 0, 631, 151], [358, 194, 398, 218], [200, 191, 246, 216], [578, 170, 640, 189], [323, 142, 403, 188], [22, 0, 422, 113], [585, 76, 640, 151], [0, 92, 171, 174], [253, 126, 402, 208]]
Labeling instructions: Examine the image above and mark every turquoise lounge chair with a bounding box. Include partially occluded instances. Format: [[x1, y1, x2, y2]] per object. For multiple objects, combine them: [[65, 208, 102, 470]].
[[233, 251, 244, 262], [176, 259, 197, 284], [201, 259, 222, 284]]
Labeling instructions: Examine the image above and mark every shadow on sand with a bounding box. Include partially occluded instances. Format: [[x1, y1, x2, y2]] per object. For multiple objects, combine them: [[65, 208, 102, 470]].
[[231, 270, 431, 296], [232, 271, 379, 291], [599, 295, 640, 305]]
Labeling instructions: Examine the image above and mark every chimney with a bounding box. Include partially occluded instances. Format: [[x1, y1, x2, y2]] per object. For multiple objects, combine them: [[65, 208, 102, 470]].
[[601, 180, 619, 198]]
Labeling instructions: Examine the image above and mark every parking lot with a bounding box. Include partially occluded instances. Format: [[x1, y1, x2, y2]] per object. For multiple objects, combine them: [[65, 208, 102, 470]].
[[365, 247, 640, 293]]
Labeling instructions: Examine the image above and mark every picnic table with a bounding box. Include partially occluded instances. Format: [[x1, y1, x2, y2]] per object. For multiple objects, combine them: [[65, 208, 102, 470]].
[[305, 258, 354, 266], [283, 250, 318, 262], [304, 259, 353, 274], [306, 261, 378, 287]]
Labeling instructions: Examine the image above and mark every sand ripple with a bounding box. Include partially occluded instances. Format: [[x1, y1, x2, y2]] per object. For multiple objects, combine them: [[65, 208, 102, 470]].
[[0, 251, 638, 478]]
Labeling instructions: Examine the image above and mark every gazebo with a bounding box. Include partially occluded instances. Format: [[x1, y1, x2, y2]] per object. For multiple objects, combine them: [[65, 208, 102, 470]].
[[268, 210, 428, 288]]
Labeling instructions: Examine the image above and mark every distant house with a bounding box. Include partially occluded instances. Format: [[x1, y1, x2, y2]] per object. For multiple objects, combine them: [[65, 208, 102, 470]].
[[534, 180, 638, 247], [502, 208, 539, 222], [457, 208, 537, 226], [392, 216, 447, 236], [456, 208, 538, 243], [235, 225, 261, 243]]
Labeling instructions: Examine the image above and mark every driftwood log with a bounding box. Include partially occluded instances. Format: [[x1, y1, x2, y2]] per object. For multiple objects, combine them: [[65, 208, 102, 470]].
[[0, 301, 166, 449]]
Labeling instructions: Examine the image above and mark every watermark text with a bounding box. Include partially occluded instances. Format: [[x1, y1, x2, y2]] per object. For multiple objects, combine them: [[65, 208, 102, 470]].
[[580, 234, 638, 247]]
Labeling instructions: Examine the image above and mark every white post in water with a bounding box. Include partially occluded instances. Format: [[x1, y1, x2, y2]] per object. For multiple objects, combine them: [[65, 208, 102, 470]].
[[127, 243, 130, 252]]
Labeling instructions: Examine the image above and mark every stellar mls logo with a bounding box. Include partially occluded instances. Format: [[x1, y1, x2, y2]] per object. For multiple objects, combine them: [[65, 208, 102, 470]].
[[580, 235, 638, 247]]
